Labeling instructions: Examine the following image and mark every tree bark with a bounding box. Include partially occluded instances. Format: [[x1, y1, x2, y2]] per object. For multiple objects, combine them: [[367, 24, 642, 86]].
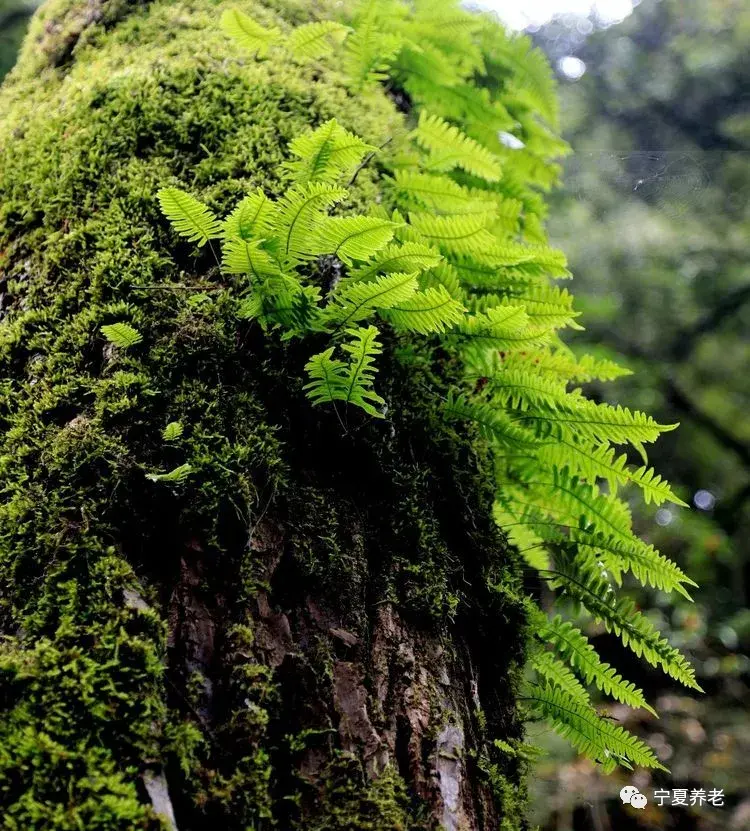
[[0, 1, 529, 828]]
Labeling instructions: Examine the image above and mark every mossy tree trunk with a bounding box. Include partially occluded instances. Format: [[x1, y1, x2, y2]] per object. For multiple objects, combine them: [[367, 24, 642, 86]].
[[0, 1, 530, 828]]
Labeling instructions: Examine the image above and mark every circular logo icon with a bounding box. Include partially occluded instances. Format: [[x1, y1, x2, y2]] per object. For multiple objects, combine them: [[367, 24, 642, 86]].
[[620, 786, 640, 804], [631, 793, 648, 810]]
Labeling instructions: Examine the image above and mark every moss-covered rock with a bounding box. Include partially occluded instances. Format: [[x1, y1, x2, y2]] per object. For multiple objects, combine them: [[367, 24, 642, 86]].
[[0, 1, 529, 827]]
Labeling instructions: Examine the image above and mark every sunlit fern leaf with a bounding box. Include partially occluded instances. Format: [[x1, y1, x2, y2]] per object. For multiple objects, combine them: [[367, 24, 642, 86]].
[[222, 238, 282, 279], [288, 21, 351, 60], [157, 188, 222, 247], [162, 422, 184, 442], [238, 276, 323, 336], [312, 216, 398, 265], [286, 119, 377, 184], [222, 189, 275, 241], [570, 530, 697, 600], [525, 684, 666, 772], [324, 272, 418, 327], [537, 437, 687, 506], [456, 306, 552, 355], [390, 170, 498, 215], [443, 392, 537, 449], [494, 285, 582, 330], [533, 613, 655, 714], [531, 650, 591, 706], [304, 325, 385, 417], [380, 286, 465, 334], [348, 242, 443, 283], [549, 549, 701, 690], [502, 351, 632, 384], [409, 212, 497, 256], [518, 400, 678, 457], [343, 0, 403, 88], [145, 464, 193, 484], [412, 111, 502, 181], [419, 262, 464, 300], [480, 367, 569, 412], [220, 7, 280, 56], [101, 322, 142, 349], [271, 182, 348, 264]]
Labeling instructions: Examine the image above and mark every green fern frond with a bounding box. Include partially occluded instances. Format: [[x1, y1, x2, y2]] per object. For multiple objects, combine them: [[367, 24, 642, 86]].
[[409, 212, 497, 256], [443, 392, 537, 449], [419, 262, 464, 299], [162, 422, 184, 441], [271, 182, 348, 263], [456, 306, 552, 353], [390, 170, 497, 215], [534, 614, 655, 714], [238, 275, 323, 336], [304, 325, 385, 417], [343, 1, 403, 88], [101, 322, 142, 349], [549, 550, 701, 690], [288, 21, 351, 60], [220, 8, 280, 56], [157, 188, 222, 246], [381, 286, 465, 334], [286, 119, 377, 184], [222, 189, 275, 241], [313, 216, 398, 265], [413, 111, 502, 181], [519, 399, 678, 457], [348, 242, 443, 283], [525, 683, 666, 772], [222, 238, 281, 279], [324, 272, 418, 327], [537, 437, 687, 506], [531, 650, 591, 706]]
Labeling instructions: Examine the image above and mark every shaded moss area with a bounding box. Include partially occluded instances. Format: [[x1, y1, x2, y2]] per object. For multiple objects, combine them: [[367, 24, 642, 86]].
[[0, 0, 530, 827]]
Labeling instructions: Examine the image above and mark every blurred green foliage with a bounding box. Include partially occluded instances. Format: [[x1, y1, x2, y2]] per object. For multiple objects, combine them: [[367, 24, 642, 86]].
[[530, 0, 750, 828], [0, 0, 35, 80]]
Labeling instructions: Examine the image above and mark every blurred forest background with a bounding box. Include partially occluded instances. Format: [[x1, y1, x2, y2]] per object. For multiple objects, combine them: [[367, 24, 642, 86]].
[[1, 0, 748, 828]]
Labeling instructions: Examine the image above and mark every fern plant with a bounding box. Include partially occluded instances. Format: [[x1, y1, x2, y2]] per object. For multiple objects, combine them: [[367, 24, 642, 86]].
[[143, 0, 701, 774]]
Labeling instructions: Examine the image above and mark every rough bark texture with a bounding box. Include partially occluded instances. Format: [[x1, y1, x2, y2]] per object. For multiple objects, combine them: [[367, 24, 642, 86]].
[[0, 0, 530, 828]]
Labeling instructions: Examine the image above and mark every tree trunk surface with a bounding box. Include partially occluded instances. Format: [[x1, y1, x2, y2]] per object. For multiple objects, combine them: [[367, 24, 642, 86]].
[[0, 1, 529, 828]]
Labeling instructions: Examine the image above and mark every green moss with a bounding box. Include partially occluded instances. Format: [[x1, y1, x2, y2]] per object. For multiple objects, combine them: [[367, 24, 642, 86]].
[[0, 0, 529, 826], [301, 756, 417, 831]]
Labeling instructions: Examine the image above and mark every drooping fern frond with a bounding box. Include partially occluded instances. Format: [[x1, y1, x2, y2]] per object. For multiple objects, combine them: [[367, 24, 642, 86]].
[[324, 272, 418, 327], [536, 437, 687, 506], [157, 188, 222, 246], [381, 286, 465, 334], [304, 325, 385, 417], [288, 21, 351, 60], [548, 549, 701, 690], [525, 683, 666, 773], [412, 111, 502, 181], [408, 212, 497, 256], [312, 216, 398, 265], [220, 7, 281, 56], [533, 613, 655, 714], [443, 392, 536, 449], [348, 241, 443, 283]]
